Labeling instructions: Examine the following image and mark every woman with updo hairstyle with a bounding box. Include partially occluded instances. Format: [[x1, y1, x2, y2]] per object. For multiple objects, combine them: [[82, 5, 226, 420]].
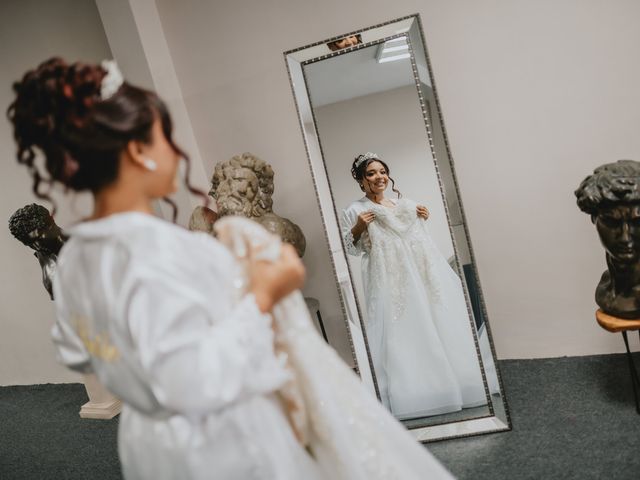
[[340, 152, 488, 420], [7, 57, 318, 479]]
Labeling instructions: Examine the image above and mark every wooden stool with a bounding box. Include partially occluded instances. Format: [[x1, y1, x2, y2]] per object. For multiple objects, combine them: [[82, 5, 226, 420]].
[[596, 309, 640, 414]]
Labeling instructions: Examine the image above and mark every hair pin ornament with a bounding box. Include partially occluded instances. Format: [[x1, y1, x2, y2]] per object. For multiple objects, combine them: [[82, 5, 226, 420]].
[[100, 60, 124, 100], [355, 152, 380, 169]]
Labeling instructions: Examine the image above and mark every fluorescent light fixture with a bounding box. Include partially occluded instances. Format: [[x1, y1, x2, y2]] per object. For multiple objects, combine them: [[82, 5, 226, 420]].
[[376, 37, 410, 63]]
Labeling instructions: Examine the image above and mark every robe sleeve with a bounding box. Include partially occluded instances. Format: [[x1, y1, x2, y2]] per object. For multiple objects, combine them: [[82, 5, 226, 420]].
[[340, 206, 366, 256], [51, 278, 93, 374], [122, 271, 290, 416]]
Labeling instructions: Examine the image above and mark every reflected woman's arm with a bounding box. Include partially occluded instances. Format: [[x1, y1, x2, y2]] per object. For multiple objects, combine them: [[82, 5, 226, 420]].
[[340, 208, 370, 256], [351, 211, 375, 243]]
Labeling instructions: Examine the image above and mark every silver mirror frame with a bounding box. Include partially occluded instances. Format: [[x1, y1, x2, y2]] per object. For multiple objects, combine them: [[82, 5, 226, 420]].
[[284, 13, 511, 442]]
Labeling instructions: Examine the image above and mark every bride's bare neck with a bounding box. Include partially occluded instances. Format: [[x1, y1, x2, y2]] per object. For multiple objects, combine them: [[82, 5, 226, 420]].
[[366, 192, 385, 204]]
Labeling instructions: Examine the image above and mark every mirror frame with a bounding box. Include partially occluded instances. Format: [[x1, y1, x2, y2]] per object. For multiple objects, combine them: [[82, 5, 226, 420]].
[[284, 13, 511, 442]]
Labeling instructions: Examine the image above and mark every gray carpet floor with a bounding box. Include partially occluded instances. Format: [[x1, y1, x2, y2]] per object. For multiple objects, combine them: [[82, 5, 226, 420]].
[[430, 354, 640, 479], [1, 353, 640, 479]]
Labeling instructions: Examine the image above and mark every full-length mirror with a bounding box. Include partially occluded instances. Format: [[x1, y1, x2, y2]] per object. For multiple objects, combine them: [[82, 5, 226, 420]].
[[285, 14, 510, 441]]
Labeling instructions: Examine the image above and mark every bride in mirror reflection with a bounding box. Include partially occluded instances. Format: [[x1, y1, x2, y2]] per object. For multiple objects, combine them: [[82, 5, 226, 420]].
[[340, 152, 487, 419]]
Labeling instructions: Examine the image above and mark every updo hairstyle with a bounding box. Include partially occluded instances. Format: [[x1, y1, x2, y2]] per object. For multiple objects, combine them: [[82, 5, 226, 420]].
[[7, 57, 204, 218]]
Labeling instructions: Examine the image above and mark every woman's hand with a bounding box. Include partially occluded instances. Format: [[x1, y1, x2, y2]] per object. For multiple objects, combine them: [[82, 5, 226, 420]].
[[249, 244, 306, 313], [351, 210, 375, 244], [416, 205, 430, 220], [355, 211, 375, 230]]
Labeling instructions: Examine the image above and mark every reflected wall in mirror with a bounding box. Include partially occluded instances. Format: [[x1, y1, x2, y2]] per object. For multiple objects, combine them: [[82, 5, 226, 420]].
[[285, 14, 510, 442]]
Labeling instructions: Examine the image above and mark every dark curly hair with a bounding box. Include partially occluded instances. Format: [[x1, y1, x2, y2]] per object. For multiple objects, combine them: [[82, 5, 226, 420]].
[[6, 57, 206, 219], [351, 153, 401, 198], [575, 160, 640, 216], [8, 203, 53, 246]]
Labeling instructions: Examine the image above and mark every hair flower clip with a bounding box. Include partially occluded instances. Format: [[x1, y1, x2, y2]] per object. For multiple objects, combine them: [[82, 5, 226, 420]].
[[100, 60, 124, 100]]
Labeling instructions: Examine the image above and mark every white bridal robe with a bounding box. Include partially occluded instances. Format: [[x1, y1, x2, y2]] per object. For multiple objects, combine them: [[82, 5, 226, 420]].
[[51, 212, 453, 480], [341, 197, 487, 418]]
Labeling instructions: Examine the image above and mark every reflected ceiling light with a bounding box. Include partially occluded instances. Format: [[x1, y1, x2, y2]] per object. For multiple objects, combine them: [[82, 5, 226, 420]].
[[376, 37, 410, 63], [378, 53, 411, 63]]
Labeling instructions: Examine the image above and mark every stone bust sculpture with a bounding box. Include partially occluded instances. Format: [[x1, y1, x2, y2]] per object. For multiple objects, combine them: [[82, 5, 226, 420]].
[[8, 204, 68, 300], [188, 205, 218, 236], [575, 160, 640, 319], [209, 152, 306, 257]]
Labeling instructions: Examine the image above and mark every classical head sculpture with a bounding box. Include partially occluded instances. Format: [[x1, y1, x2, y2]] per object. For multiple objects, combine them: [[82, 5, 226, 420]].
[[209, 153, 306, 257], [210, 152, 274, 218], [9, 204, 66, 255], [8, 204, 68, 299], [575, 160, 640, 318]]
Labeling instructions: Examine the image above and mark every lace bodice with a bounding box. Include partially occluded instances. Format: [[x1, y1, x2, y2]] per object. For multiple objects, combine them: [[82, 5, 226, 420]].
[[341, 198, 449, 323]]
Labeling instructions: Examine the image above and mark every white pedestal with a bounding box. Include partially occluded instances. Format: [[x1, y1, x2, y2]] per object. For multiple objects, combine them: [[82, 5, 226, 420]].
[[80, 373, 122, 419]]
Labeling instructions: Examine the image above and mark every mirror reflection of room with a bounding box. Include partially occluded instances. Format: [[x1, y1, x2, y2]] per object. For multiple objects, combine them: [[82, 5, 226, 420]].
[[305, 42, 489, 420]]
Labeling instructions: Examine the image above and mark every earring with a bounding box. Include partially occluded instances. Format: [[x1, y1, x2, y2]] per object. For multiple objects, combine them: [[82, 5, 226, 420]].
[[142, 156, 157, 172]]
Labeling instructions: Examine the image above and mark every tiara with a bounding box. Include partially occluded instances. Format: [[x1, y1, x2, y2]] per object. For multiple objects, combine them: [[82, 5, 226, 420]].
[[100, 60, 124, 100], [355, 152, 379, 169]]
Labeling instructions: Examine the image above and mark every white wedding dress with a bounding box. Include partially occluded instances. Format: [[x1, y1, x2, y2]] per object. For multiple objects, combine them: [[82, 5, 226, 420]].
[[51, 212, 453, 479], [341, 197, 487, 418], [215, 216, 454, 480]]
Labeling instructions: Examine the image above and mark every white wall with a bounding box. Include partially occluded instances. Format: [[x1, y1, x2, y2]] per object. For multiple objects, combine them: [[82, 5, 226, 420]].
[[3, 0, 640, 386], [95, 0, 210, 226], [0, 0, 113, 384], [154, 0, 640, 359]]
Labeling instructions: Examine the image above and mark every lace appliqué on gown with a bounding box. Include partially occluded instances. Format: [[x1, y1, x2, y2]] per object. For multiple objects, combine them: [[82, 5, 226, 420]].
[[366, 200, 445, 324], [341, 198, 486, 418], [344, 229, 372, 256], [344, 230, 359, 256]]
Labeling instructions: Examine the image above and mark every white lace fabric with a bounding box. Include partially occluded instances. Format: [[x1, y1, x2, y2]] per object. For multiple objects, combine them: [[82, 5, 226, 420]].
[[215, 216, 454, 480], [340, 198, 487, 418]]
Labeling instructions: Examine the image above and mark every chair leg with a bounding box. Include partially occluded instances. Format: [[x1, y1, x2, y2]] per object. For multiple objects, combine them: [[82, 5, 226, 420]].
[[315, 310, 329, 343], [622, 331, 640, 414]]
